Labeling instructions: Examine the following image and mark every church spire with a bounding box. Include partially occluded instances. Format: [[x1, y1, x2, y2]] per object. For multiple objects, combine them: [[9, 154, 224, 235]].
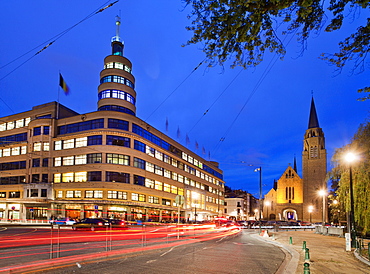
[[308, 97, 319, 129]]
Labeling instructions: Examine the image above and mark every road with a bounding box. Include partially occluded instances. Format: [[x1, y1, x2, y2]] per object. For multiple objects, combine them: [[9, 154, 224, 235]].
[[0, 225, 287, 273]]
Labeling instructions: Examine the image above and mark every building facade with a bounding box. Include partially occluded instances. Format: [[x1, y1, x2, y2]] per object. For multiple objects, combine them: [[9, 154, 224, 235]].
[[0, 22, 225, 223], [264, 98, 327, 223]]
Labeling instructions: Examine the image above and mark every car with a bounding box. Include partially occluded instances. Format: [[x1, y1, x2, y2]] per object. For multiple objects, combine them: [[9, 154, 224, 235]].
[[50, 218, 76, 225], [72, 218, 110, 231], [106, 219, 128, 228]]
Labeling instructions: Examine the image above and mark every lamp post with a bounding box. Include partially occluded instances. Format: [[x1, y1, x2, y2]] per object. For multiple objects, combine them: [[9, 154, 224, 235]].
[[319, 190, 326, 227], [254, 167, 262, 234], [345, 152, 357, 248]]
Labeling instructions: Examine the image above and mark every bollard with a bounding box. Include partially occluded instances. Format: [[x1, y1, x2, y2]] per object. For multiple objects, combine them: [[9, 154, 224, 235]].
[[305, 248, 310, 262], [303, 262, 310, 274], [289, 236, 293, 245], [302, 241, 306, 250]]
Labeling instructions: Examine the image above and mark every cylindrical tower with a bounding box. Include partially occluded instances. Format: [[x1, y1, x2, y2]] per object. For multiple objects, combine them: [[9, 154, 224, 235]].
[[97, 17, 136, 116]]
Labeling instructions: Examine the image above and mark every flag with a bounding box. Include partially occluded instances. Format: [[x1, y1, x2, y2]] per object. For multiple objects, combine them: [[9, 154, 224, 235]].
[[59, 73, 70, 95], [165, 118, 169, 132], [177, 127, 181, 139], [186, 134, 190, 146], [202, 147, 206, 155], [195, 141, 199, 150]]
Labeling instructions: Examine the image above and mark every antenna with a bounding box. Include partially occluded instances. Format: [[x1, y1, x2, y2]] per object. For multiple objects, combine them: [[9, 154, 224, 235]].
[[112, 14, 121, 42]]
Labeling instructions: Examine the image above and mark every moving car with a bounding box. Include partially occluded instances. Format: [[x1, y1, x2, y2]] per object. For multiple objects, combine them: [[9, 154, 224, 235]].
[[72, 218, 110, 231], [72, 218, 128, 230], [50, 218, 76, 225]]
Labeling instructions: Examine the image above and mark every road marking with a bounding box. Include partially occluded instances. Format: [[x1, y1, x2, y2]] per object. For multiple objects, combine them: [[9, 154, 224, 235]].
[[233, 242, 254, 245], [146, 260, 157, 264], [160, 246, 176, 256]]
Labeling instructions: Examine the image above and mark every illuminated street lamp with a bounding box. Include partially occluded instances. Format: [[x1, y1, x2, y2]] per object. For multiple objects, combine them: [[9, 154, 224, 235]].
[[319, 189, 326, 227], [345, 152, 357, 248], [308, 205, 314, 224]]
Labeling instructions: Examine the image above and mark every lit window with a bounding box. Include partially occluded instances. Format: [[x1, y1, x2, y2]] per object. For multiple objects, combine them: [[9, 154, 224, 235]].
[[146, 162, 155, 173], [171, 185, 178, 194], [0, 123, 6, 131], [164, 183, 170, 192], [15, 119, 24, 128], [85, 191, 94, 198], [75, 191, 81, 198], [62, 172, 74, 183], [155, 181, 163, 191], [7, 121, 14, 130], [63, 139, 75, 149], [155, 150, 163, 160], [132, 193, 139, 201], [54, 157, 62, 167], [146, 146, 155, 157], [75, 172, 87, 182], [178, 188, 184, 196], [57, 190, 63, 198], [164, 169, 171, 178], [75, 155, 87, 165], [54, 174, 61, 183], [3, 148, 10, 157], [63, 156, 74, 166], [66, 191, 74, 198], [11, 147, 20, 156], [43, 142, 49, 151], [94, 191, 103, 198], [54, 140, 62, 150], [75, 137, 87, 148], [33, 142, 41, 152], [25, 118, 31, 126], [145, 178, 155, 188]]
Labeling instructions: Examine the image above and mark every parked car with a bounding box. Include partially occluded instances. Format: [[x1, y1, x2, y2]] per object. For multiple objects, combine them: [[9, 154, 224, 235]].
[[106, 219, 128, 228], [72, 218, 110, 231], [50, 218, 76, 225]]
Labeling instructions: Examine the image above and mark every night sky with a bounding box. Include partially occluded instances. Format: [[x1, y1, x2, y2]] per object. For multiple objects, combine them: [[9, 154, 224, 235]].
[[1, 1, 369, 197]]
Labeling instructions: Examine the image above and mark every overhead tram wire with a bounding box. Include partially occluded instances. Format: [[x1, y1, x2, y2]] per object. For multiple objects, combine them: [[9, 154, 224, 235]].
[[187, 67, 244, 135], [0, 0, 118, 83], [144, 59, 206, 122], [211, 31, 298, 156]]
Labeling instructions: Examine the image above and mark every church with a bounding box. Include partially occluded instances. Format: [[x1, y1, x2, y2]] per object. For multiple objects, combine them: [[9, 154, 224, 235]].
[[263, 98, 327, 223]]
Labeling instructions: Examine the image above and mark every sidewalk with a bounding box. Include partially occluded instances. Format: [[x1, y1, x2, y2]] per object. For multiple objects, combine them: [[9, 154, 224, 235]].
[[264, 230, 370, 273]]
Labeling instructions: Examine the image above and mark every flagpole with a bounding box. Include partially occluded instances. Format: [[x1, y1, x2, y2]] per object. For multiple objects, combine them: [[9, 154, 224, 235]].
[[57, 72, 60, 120]]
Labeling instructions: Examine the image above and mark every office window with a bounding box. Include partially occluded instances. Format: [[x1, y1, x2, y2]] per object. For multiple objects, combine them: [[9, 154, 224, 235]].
[[87, 171, 101, 181], [164, 183, 170, 193], [54, 140, 62, 150], [106, 153, 130, 165], [42, 174, 48, 183], [87, 153, 102, 164], [148, 196, 159, 204], [54, 157, 62, 167], [106, 172, 130, 183], [43, 142, 50, 151], [75, 155, 87, 165], [155, 181, 163, 191], [134, 140, 145, 152], [75, 172, 87, 182], [133, 158, 145, 169], [33, 127, 41, 136], [32, 158, 40, 167], [106, 135, 130, 147], [63, 156, 74, 166], [11, 147, 20, 156], [62, 172, 74, 183], [146, 162, 154, 173], [87, 135, 102, 146], [0, 192, 6, 198], [134, 175, 145, 186], [75, 137, 87, 147], [63, 139, 75, 149], [56, 191, 63, 198], [9, 191, 20, 198], [145, 178, 155, 188], [85, 191, 94, 198], [43, 126, 50, 135], [33, 142, 41, 152]]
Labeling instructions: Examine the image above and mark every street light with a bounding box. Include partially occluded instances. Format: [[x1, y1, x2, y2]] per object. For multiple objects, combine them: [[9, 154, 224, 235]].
[[308, 205, 313, 224], [345, 152, 357, 248], [254, 167, 262, 234], [319, 189, 326, 227]]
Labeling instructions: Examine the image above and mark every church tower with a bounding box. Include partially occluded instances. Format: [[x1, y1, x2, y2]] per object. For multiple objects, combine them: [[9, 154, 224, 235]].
[[302, 97, 327, 223]]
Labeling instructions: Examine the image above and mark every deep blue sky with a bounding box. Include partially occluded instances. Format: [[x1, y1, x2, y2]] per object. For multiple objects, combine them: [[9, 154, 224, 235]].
[[1, 1, 369, 197]]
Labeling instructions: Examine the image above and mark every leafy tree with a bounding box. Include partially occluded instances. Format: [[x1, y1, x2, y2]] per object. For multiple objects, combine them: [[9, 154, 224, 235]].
[[329, 119, 370, 234], [183, 0, 370, 98]]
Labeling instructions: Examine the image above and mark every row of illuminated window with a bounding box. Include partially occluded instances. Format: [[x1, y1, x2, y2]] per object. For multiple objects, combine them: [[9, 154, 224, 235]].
[[54, 154, 102, 166], [55, 118, 222, 181], [100, 75, 134, 89], [134, 140, 220, 187], [98, 89, 136, 105], [105, 62, 132, 73], [56, 189, 172, 206], [98, 105, 136, 116], [133, 175, 184, 196], [0, 117, 31, 132], [0, 191, 20, 198], [132, 123, 223, 180], [54, 136, 102, 150], [0, 145, 27, 157]]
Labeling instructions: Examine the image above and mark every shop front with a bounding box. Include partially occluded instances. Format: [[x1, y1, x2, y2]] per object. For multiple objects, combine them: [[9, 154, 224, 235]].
[[107, 206, 127, 220], [84, 205, 103, 218], [25, 206, 48, 220], [8, 204, 21, 220]]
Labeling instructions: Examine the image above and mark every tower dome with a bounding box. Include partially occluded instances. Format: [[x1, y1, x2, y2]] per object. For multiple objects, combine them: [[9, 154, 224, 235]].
[[97, 16, 136, 116]]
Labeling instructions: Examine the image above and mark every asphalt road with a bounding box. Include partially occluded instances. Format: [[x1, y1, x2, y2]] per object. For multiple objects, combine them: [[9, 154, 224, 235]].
[[34, 230, 286, 274]]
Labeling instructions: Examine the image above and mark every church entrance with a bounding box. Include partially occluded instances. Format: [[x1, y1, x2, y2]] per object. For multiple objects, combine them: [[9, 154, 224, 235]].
[[282, 209, 297, 220]]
